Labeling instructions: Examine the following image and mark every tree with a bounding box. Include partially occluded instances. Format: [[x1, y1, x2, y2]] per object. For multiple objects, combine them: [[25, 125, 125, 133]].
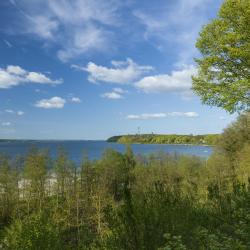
[[0, 156, 15, 225], [24, 148, 49, 213], [3, 213, 62, 250], [218, 112, 250, 163], [192, 0, 250, 113]]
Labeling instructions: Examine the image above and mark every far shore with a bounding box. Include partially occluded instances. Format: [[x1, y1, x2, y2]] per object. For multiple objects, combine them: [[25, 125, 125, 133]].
[[108, 141, 214, 147]]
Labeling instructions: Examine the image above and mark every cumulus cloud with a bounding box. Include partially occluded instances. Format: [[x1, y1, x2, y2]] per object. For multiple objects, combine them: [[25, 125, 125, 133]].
[[71, 97, 81, 103], [126, 112, 199, 120], [0, 65, 63, 89], [80, 59, 196, 99], [7, 65, 26, 75], [26, 72, 62, 84], [84, 58, 153, 84], [135, 65, 197, 95], [35, 97, 66, 109], [101, 87, 128, 99]]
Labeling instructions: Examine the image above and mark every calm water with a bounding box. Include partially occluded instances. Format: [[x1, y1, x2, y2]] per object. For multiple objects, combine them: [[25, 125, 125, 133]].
[[0, 140, 213, 163]]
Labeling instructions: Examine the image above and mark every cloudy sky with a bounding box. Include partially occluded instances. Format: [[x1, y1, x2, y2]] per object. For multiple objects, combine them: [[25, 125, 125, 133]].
[[0, 0, 236, 139]]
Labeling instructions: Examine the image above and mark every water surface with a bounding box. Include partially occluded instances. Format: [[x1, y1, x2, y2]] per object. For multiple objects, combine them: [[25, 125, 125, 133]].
[[0, 140, 213, 163]]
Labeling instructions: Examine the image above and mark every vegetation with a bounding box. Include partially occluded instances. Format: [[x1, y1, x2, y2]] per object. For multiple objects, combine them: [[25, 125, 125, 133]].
[[107, 134, 219, 145], [192, 0, 250, 113], [0, 1, 249, 249], [0, 112, 249, 249]]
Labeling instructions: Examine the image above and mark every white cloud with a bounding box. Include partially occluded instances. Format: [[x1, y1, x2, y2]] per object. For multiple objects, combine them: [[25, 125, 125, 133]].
[[3, 39, 13, 48], [35, 97, 66, 109], [47, 0, 119, 26], [6, 65, 26, 75], [112, 87, 127, 94], [101, 92, 123, 99], [127, 113, 166, 120], [0, 68, 21, 89], [0, 65, 63, 89], [101, 87, 128, 99], [57, 25, 111, 62], [5, 109, 14, 114], [2, 122, 11, 126], [26, 72, 62, 84], [17, 111, 24, 116], [133, 0, 218, 64], [133, 10, 167, 41], [168, 112, 199, 118], [4, 109, 25, 116], [27, 15, 59, 40], [85, 58, 153, 84], [126, 112, 199, 120], [71, 97, 81, 103], [11, 0, 122, 61], [135, 65, 197, 94]]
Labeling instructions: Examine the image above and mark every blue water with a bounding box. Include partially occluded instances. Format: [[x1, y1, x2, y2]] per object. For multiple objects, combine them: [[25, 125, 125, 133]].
[[0, 140, 213, 163]]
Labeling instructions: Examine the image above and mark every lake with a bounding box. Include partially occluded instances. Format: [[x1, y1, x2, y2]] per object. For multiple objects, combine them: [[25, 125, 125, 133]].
[[0, 140, 213, 163]]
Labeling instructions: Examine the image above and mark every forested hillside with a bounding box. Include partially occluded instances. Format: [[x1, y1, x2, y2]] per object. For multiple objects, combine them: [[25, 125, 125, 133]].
[[107, 134, 219, 145]]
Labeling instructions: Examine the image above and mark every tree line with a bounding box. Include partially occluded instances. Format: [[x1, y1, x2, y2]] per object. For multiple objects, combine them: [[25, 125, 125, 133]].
[[107, 134, 219, 145]]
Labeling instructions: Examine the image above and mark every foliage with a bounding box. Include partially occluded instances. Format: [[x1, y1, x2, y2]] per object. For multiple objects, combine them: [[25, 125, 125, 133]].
[[192, 0, 250, 113], [107, 133, 219, 145], [158, 234, 187, 250], [2, 213, 61, 250], [0, 114, 249, 249]]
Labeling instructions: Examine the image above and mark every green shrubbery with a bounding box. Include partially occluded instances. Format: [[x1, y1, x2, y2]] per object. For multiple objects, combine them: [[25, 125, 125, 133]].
[[0, 113, 249, 249]]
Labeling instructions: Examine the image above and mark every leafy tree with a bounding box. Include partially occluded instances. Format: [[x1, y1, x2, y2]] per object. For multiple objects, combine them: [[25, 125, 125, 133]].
[[158, 234, 187, 250], [0, 156, 15, 226], [54, 147, 72, 200], [0, 113, 250, 249], [217, 112, 250, 169], [24, 148, 49, 213], [237, 143, 250, 184], [3, 213, 61, 250], [192, 0, 250, 113]]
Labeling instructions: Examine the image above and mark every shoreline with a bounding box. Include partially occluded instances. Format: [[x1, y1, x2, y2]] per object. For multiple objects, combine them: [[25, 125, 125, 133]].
[[0, 139, 215, 147], [108, 142, 214, 147]]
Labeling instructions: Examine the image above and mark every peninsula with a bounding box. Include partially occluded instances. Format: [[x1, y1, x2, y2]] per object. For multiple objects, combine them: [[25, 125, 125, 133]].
[[107, 134, 219, 145]]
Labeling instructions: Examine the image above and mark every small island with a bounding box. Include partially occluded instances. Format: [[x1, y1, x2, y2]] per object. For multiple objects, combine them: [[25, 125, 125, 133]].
[[107, 133, 219, 146]]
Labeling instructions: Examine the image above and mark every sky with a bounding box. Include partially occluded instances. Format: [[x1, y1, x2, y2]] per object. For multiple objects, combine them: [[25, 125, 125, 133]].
[[0, 0, 237, 140]]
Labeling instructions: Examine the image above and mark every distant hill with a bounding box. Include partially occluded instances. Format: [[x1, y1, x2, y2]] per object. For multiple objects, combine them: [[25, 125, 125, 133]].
[[107, 134, 220, 145]]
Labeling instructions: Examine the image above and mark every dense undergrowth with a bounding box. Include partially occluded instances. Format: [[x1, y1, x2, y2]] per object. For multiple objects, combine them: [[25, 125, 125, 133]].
[[0, 113, 249, 249]]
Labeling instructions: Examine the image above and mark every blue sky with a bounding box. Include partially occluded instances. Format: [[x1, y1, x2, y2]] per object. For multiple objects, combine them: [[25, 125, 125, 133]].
[[0, 0, 237, 140]]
